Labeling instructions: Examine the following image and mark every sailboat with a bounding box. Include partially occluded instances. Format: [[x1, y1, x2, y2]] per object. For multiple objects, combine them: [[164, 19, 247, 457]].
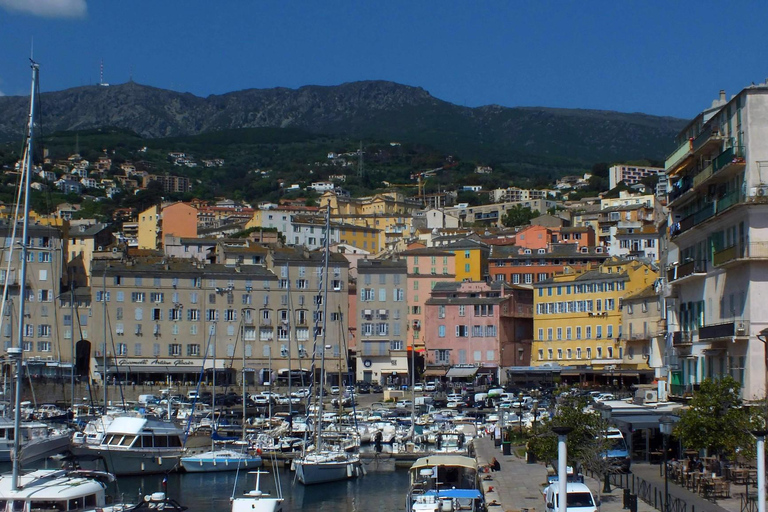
[[180, 324, 262, 472], [0, 60, 138, 512], [293, 206, 362, 485], [230, 452, 283, 512]]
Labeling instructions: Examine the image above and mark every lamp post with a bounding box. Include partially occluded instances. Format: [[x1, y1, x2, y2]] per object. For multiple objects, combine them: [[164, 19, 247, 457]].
[[518, 392, 524, 441], [753, 430, 768, 512], [659, 416, 675, 512], [595, 402, 613, 492], [757, 328, 768, 402], [552, 426, 574, 512]]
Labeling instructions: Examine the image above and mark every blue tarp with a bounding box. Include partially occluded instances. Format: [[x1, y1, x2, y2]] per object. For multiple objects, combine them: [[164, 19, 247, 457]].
[[424, 489, 483, 499]]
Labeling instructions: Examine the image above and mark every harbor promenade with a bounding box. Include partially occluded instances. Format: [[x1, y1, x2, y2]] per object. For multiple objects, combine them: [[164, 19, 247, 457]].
[[474, 436, 753, 512], [474, 436, 655, 512]]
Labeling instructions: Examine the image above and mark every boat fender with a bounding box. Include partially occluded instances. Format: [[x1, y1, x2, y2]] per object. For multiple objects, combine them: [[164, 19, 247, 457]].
[[347, 464, 353, 478], [157, 456, 163, 466], [141, 462, 145, 472]]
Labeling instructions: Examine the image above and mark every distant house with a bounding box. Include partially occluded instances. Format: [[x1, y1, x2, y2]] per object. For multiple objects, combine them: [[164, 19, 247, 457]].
[[55, 179, 82, 194]]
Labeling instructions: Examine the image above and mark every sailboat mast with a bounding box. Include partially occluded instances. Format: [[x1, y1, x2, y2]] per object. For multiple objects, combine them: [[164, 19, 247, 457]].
[[313, 206, 332, 450], [12, 59, 39, 491], [102, 267, 107, 413]]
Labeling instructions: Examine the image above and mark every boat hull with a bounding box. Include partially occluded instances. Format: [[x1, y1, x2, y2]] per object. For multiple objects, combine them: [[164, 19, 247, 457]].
[[231, 497, 283, 512], [294, 457, 360, 485], [180, 453, 262, 473], [69, 446, 182, 475]]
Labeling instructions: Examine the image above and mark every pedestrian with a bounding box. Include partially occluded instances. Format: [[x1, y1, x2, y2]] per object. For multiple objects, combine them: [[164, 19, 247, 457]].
[[490, 457, 500, 471]]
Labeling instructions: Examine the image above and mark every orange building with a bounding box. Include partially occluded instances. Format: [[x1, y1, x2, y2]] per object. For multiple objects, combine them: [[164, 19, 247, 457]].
[[162, 202, 198, 239]]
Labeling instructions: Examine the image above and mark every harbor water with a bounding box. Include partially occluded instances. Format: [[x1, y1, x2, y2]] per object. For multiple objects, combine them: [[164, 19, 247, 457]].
[[116, 458, 409, 512]]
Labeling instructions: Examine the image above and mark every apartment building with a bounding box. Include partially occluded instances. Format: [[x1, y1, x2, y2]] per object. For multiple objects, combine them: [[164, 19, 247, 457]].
[[489, 243, 608, 285], [88, 248, 349, 384], [531, 259, 658, 384], [608, 165, 665, 190], [423, 281, 533, 384], [355, 259, 408, 385], [401, 248, 456, 351], [664, 84, 768, 401], [0, 223, 78, 376], [489, 187, 549, 204], [620, 286, 663, 378], [66, 221, 113, 287]]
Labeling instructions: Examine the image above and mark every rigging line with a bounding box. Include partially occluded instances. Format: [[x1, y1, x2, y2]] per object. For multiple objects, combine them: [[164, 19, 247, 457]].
[[104, 303, 126, 409], [182, 323, 214, 446], [338, 304, 359, 433], [0, 142, 29, 343]]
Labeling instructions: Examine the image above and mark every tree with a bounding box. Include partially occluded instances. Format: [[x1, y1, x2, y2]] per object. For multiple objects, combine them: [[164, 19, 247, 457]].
[[675, 376, 752, 459], [502, 205, 539, 228]]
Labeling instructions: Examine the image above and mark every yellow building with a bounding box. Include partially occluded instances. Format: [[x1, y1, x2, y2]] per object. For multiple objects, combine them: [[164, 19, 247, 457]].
[[441, 239, 489, 282], [320, 191, 421, 216], [137, 204, 161, 250], [531, 258, 658, 373]]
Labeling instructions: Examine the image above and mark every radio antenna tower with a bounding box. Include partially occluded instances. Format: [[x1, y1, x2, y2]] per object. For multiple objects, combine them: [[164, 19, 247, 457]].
[[357, 141, 363, 178], [99, 59, 109, 87]]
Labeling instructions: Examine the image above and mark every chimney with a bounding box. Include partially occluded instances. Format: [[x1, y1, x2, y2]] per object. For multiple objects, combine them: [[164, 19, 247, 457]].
[[719, 90, 726, 104]]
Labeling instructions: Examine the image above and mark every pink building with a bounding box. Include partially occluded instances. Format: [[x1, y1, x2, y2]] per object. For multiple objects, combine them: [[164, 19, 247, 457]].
[[423, 281, 532, 383], [401, 248, 456, 351]]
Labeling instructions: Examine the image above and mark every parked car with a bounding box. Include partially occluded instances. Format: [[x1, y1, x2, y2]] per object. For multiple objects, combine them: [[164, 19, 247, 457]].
[[371, 384, 383, 393], [330, 386, 340, 395], [425, 382, 437, 392], [396, 400, 413, 409], [413, 383, 424, 392]]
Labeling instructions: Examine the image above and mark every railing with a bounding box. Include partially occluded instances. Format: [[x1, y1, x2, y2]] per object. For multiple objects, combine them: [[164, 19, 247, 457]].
[[671, 331, 691, 346], [692, 128, 723, 153], [693, 202, 715, 224], [713, 245, 738, 266], [716, 190, 741, 213], [665, 139, 693, 171], [667, 260, 706, 282], [712, 146, 746, 174], [692, 162, 714, 188], [699, 321, 735, 340]]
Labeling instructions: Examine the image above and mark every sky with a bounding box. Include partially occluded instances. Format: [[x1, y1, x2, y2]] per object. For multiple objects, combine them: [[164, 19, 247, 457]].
[[1, 0, 767, 119]]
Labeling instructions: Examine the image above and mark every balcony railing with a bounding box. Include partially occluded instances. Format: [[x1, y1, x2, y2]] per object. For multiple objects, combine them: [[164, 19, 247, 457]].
[[716, 190, 741, 213], [692, 162, 713, 188], [667, 260, 706, 282], [712, 146, 746, 174], [665, 139, 693, 172], [692, 129, 724, 154], [699, 321, 735, 340], [713, 245, 738, 266], [671, 331, 691, 346]]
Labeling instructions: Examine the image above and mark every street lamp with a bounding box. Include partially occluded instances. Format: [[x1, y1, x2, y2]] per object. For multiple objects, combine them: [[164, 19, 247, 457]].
[[756, 328, 768, 401], [518, 392, 524, 441], [594, 402, 613, 492], [659, 416, 675, 512], [753, 430, 768, 512], [552, 426, 574, 512]]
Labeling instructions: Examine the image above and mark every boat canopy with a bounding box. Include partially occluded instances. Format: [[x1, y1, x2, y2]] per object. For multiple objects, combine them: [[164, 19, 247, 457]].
[[410, 455, 477, 471]]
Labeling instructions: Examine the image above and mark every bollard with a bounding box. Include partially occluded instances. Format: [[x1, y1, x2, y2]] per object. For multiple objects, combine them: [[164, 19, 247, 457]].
[[629, 494, 638, 512], [623, 488, 630, 509]]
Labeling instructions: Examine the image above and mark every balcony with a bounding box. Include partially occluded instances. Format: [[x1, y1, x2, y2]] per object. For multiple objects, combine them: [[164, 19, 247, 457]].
[[712, 245, 738, 266], [691, 162, 713, 189], [667, 260, 706, 283], [712, 146, 745, 176], [699, 321, 736, 340], [692, 129, 724, 155], [671, 331, 691, 346], [260, 318, 273, 326], [716, 190, 741, 214], [665, 139, 694, 174]]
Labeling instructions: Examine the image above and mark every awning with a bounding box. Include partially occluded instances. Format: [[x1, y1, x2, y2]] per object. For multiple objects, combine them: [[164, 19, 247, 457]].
[[613, 414, 680, 431], [446, 367, 479, 378], [108, 365, 202, 374], [422, 368, 447, 377]]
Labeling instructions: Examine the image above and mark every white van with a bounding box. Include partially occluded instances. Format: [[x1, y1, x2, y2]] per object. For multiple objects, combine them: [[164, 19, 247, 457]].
[[544, 482, 597, 512]]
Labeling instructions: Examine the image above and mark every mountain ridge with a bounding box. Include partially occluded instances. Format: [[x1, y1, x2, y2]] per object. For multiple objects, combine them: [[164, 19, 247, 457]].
[[0, 80, 687, 165]]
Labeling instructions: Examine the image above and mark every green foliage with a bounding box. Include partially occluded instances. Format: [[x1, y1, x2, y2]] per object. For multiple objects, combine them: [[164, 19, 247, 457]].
[[502, 205, 540, 228], [675, 376, 752, 458], [527, 394, 606, 468]]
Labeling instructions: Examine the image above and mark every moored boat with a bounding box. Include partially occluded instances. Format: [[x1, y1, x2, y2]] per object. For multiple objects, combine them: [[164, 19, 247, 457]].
[[406, 455, 483, 512]]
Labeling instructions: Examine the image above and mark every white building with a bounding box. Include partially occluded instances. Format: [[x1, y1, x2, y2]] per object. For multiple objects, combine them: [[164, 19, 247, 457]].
[[608, 164, 665, 190], [664, 84, 768, 401], [309, 181, 335, 192]]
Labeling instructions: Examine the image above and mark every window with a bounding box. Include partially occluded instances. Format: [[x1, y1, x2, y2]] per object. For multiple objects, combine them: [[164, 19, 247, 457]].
[[117, 343, 127, 356], [150, 292, 164, 303], [472, 325, 483, 337], [132, 292, 145, 303], [455, 325, 468, 337], [586, 347, 592, 359], [547, 348, 553, 360], [585, 326, 592, 339], [538, 349, 544, 360], [225, 309, 237, 322], [566, 327, 572, 340], [538, 328, 544, 341], [547, 328, 553, 341], [459, 305, 465, 317], [206, 309, 218, 321], [556, 327, 562, 340], [187, 344, 200, 356], [576, 347, 582, 359], [169, 343, 182, 356], [438, 325, 446, 337], [390, 340, 403, 351], [576, 326, 582, 339]]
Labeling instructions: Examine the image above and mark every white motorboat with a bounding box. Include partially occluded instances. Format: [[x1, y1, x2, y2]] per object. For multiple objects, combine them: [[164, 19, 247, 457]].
[[70, 416, 184, 475], [0, 418, 71, 464], [181, 443, 261, 473]]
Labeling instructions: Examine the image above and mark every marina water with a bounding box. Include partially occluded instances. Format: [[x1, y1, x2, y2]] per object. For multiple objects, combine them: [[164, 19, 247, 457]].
[[3, 458, 410, 512]]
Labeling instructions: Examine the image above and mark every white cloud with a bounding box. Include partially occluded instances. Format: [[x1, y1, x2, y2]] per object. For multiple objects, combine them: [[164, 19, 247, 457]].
[[0, 0, 87, 18]]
